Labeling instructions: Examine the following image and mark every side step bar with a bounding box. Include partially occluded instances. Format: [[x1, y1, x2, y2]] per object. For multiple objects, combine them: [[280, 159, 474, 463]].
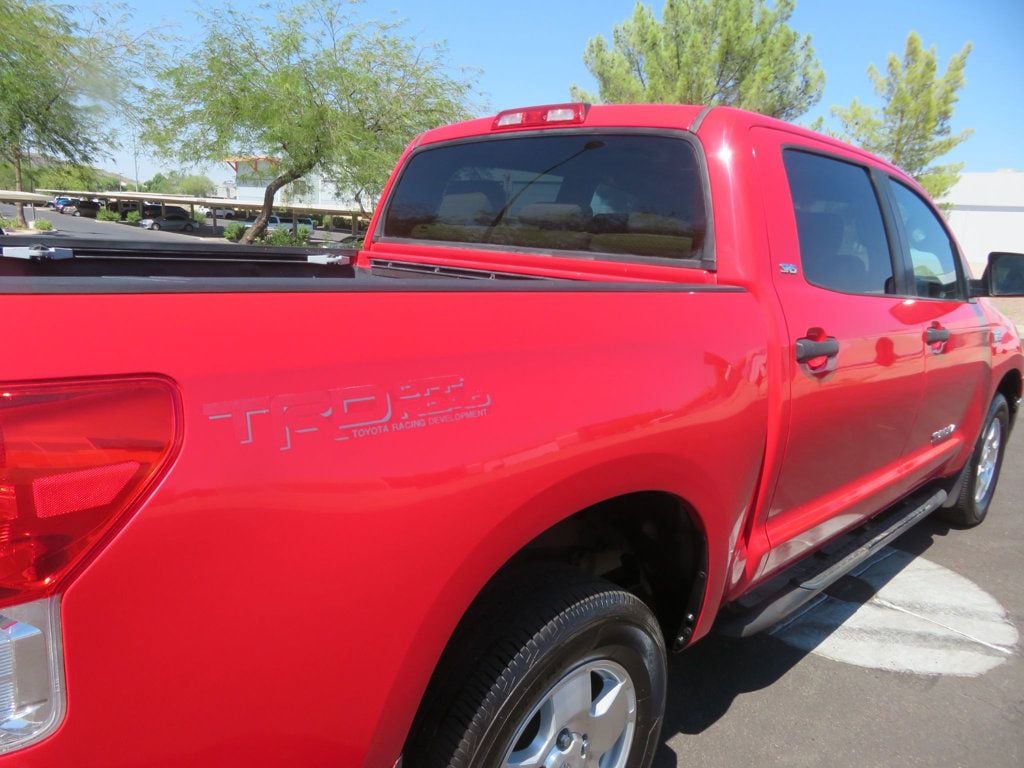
[[717, 488, 947, 638]]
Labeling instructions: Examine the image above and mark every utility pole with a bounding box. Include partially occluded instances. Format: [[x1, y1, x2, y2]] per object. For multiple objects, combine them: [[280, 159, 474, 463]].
[[131, 127, 140, 192]]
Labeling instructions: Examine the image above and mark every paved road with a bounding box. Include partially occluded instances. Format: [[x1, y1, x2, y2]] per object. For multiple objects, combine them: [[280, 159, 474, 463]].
[[660, 425, 1023, 767]]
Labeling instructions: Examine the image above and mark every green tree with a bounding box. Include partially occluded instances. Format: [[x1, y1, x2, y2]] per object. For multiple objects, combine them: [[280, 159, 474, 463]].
[[0, 1, 142, 226], [176, 174, 215, 198], [35, 163, 100, 191], [832, 33, 971, 201], [571, 0, 824, 120], [143, 0, 474, 243], [143, 171, 215, 196], [142, 172, 170, 193]]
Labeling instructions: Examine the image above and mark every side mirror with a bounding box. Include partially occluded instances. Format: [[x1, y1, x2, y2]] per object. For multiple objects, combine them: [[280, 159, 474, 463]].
[[971, 252, 1024, 297]]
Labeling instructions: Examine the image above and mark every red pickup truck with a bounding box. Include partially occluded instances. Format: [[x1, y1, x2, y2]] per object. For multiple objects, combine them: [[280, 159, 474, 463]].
[[1, 103, 1022, 768]]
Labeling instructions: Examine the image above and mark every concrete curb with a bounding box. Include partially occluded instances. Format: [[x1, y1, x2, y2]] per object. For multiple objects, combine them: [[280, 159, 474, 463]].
[[1, 227, 58, 235]]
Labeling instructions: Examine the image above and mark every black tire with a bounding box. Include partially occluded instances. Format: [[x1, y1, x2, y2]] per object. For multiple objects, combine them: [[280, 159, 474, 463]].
[[941, 394, 1010, 527], [151, 223, 160, 231], [407, 567, 667, 768], [184, 223, 194, 232]]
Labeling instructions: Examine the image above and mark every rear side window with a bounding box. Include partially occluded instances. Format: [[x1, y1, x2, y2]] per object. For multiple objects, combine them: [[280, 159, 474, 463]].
[[889, 181, 963, 300], [383, 134, 708, 261], [783, 150, 894, 294]]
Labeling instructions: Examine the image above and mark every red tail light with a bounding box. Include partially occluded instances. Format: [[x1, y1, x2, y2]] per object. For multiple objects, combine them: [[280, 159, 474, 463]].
[[0, 378, 179, 609]]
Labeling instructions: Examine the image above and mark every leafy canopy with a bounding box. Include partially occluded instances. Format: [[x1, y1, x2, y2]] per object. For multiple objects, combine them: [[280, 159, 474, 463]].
[[0, 159, 122, 193], [0, 0, 142, 164], [143, 0, 474, 241], [0, 0, 145, 223], [571, 0, 824, 121], [144, 171, 215, 197], [832, 32, 972, 201], [34, 162, 122, 192], [1, 1, 94, 162]]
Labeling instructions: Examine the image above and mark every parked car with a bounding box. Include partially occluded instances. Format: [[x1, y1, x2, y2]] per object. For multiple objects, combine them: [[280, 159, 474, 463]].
[[56, 199, 80, 214], [112, 201, 151, 217], [46, 196, 72, 209], [132, 204, 190, 218], [0, 103, 1022, 768], [243, 214, 314, 235], [138, 212, 196, 232], [67, 201, 101, 218], [199, 205, 235, 219]]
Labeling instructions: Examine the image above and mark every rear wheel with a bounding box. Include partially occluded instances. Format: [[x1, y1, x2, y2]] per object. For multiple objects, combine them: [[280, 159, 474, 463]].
[[151, 223, 161, 231], [407, 568, 667, 768], [941, 394, 1010, 527]]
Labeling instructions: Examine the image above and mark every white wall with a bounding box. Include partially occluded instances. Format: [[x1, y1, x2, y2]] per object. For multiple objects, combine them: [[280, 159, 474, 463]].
[[236, 185, 267, 203], [230, 158, 359, 209], [944, 171, 1024, 276], [948, 208, 1024, 276]]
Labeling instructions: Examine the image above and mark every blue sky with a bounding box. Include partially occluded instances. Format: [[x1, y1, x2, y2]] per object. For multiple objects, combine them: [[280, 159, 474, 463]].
[[107, 0, 1024, 184]]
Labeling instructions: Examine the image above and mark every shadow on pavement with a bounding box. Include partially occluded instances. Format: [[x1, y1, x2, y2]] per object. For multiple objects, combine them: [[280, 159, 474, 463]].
[[652, 514, 954, 766]]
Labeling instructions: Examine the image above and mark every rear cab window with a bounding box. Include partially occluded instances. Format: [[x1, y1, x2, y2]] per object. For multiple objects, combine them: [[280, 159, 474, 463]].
[[381, 133, 709, 262]]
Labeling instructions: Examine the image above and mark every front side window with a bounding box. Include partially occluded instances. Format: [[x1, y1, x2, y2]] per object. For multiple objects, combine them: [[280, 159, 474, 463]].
[[383, 134, 708, 261], [889, 181, 964, 300], [783, 150, 894, 295]]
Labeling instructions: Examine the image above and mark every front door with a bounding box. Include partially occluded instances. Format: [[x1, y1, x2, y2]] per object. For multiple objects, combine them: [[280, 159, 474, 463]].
[[884, 177, 990, 467]]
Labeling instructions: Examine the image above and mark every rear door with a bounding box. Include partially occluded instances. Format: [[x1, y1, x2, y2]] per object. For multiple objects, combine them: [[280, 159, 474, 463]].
[[883, 177, 990, 467], [753, 129, 927, 572]]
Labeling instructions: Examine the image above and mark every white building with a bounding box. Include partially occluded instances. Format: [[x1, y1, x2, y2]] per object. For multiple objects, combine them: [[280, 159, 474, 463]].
[[225, 157, 358, 210], [944, 170, 1024, 276], [215, 180, 237, 200]]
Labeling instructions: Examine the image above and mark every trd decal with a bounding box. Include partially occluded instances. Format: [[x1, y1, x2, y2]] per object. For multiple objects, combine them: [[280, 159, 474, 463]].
[[203, 375, 492, 450]]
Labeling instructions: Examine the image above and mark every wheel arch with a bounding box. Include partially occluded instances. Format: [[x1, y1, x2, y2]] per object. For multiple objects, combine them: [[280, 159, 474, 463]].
[[996, 368, 1021, 431], [389, 483, 711, 766]]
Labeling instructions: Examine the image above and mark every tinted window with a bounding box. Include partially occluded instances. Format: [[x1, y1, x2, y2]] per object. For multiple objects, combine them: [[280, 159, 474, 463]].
[[783, 150, 894, 294], [383, 134, 708, 261], [890, 181, 963, 300]]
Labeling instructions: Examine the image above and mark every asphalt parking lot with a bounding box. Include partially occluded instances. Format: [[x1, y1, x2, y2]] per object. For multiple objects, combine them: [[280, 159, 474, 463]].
[[1, 203, 356, 245], [659, 425, 1023, 767], [1, 202, 230, 243]]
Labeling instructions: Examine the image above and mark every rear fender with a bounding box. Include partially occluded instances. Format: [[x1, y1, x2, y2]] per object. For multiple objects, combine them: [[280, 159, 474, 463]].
[[362, 450, 740, 766]]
